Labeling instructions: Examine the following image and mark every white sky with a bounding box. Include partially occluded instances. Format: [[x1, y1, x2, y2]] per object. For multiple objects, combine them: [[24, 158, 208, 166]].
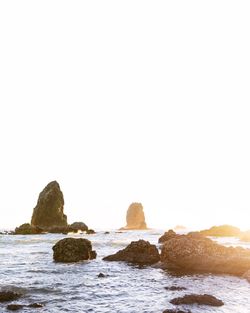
[[0, 1, 250, 231]]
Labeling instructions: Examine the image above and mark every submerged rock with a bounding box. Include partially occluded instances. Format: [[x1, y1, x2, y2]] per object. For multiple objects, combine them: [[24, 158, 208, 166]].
[[121, 203, 147, 230], [170, 294, 224, 306], [97, 273, 106, 278], [0, 292, 21, 302], [31, 181, 67, 231], [163, 310, 191, 313], [103, 239, 160, 265], [28, 303, 44, 308], [199, 225, 241, 237], [6, 304, 24, 311], [52, 238, 97, 262], [164, 286, 187, 291], [14, 223, 42, 235], [161, 230, 250, 276]]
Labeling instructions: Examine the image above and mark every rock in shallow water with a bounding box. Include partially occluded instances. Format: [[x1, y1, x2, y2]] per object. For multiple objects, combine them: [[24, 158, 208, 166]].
[[103, 239, 160, 265], [163, 310, 191, 313], [0, 292, 21, 302], [164, 286, 187, 291], [170, 294, 224, 306], [52, 238, 97, 262], [6, 304, 24, 311], [160, 230, 250, 276]]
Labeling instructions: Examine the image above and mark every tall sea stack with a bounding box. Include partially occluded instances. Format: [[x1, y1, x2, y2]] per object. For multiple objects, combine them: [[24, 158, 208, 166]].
[[31, 181, 67, 230], [121, 202, 147, 230]]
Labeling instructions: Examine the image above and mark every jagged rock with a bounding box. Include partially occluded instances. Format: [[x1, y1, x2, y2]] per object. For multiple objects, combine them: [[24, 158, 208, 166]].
[[0, 291, 21, 302], [69, 222, 88, 232], [199, 225, 241, 237], [121, 203, 147, 230], [103, 239, 160, 265], [52, 238, 96, 262], [14, 223, 42, 235], [31, 181, 67, 230], [161, 230, 250, 276], [165, 286, 187, 291], [170, 294, 224, 306], [159, 230, 179, 243], [6, 304, 24, 311], [162, 309, 191, 313]]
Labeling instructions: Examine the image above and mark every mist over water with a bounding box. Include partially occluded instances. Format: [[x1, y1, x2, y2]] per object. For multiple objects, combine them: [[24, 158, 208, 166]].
[[1, 230, 250, 313]]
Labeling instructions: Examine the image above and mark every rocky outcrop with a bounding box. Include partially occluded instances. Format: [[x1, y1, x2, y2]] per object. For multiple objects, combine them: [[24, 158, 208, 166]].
[[31, 181, 67, 231], [69, 222, 88, 232], [170, 294, 224, 306], [103, 239, 160, 265], [52, 238, 96, 262], [159, 230, 179, 244], [14, 223, 42, 235], [161, 230, 250, 276], [121, 203, 147, 230], [199, 225, 241, 237]]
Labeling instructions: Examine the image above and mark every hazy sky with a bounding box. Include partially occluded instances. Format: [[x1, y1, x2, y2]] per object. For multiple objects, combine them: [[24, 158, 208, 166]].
[[0, 1, 250, 230]]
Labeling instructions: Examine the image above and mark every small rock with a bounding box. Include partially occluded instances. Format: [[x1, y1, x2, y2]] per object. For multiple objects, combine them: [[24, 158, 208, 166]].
[[0, 292, 21, 302], [97, 273, 106, 278], [7, 304, 24, 311], [28, 303, 44, 308], [165, 286, 187, 291], [163, 310, 191, 313], [86, 229, 95, 234], [104, 231, 110, 234], [170, 294, 224, 306]]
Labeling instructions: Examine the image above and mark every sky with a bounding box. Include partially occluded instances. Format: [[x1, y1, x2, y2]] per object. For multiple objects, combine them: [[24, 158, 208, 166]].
[[0, 1, 250, 231]]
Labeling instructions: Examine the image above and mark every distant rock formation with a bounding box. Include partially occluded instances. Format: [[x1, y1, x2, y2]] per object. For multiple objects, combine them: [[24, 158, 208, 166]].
[[121, 203, 147, 230], [52, 238, 97, 262], [160, 230, 250, 277], [69, 222, 88, 232], [103, 239, 160, 265], [31, 181, 67, 231], [199, 225, 241, 237], [14, 223, 42, 235]]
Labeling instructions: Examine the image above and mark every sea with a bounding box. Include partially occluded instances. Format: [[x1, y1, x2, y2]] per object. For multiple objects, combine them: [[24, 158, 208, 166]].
[[0, 230, 250, 313]]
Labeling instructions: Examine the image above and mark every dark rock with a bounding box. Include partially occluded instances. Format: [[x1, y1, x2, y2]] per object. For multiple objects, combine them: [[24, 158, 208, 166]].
[[31, 181, 67, 230], [28, 303, 44, 308], [199, 225, 241, 237], [14, 223, 42, 235], [165, 286, 187, 291], [103, 239, 160, 265], [52, 237, 97, 262], [86, 229, 95, 234], [162, 309, 191, 313], [170, 294, 224, 306], [161, 231, 250, 276], [97, 273, 106, 278], [121, 203, 147, 230], [6, 304, 24, 311], [159, 230, 179, 244], [0, 292, 21, 302], [104, 231, 110, 234], [69, 222, 88, 232]]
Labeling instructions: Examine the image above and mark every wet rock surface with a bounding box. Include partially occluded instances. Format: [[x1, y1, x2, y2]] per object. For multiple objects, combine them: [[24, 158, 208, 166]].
[[52, 237, 97, 262], [170, 294, 224, 306], [163, 310, 191, 313], [103, 239, 160, 265], [0, 292, 21, 302]]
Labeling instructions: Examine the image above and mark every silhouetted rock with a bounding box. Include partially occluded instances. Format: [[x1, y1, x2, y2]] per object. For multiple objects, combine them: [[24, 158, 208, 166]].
[[97, 273, 106, 278], [121, 203, 147, 230], [6, 304, 24, 311], [69, 222, 88, 232], [161, 231, 250, 276], [31, 181, 67, 231], [165, 286, 187, 291], [14, 223, 42, 235], [162, 309, 191, 313], [0, 291, 21, 302], [159, 230, 179, 243], [103, 239, 160, 265], [199, 225, 241, 237], [86, 229, 95, 234], [170, 294, 224, 306], [52, 238, 96, 262]]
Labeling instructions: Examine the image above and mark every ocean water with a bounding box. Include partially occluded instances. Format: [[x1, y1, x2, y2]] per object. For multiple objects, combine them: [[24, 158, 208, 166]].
[[0, 230, 250, 313]]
